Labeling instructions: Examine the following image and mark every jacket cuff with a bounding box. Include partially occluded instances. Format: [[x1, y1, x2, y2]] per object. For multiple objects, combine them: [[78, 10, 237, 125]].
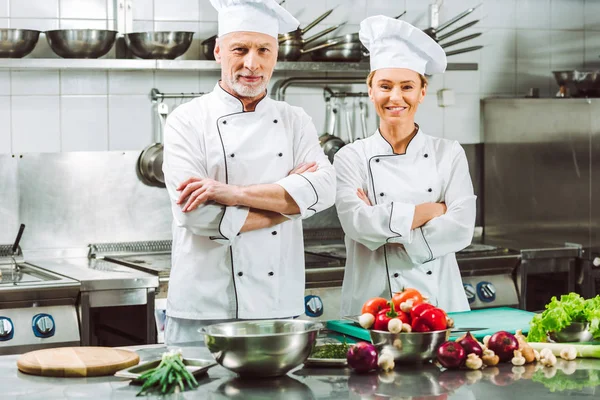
[[403, 227, 434, 264], [387, 202, 415, 244], [210, 205, 249, 244], [275, 173, 317, 219]]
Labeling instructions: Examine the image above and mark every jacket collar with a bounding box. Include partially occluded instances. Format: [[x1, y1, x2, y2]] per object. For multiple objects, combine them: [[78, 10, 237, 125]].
[[214, 81, 270, 114], [373, 124, 426, 156]]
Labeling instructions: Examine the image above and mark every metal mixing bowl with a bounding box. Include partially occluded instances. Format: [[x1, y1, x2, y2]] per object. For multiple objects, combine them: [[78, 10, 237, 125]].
[[370, 329, 450, 363], [45, 29, 117, 58], [125, 31, 194, 59], [548, 321, 593, 343], [0, 29, 40, 58], [202, 320, 322, 378]]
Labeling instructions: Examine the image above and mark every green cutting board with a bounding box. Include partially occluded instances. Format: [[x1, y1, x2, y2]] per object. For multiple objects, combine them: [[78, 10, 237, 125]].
[[326, 307, 535, 342]]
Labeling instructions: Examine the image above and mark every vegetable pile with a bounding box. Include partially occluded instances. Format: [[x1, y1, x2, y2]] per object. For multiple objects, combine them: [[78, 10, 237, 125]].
[[310, 342, 351, 359], [359, 288, 452, 333], [527, 293, 600, 343], [136, 350, 199, 396]]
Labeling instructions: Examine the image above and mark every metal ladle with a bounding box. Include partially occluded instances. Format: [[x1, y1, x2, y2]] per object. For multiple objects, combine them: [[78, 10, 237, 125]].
[[11, 223, 25, 273]]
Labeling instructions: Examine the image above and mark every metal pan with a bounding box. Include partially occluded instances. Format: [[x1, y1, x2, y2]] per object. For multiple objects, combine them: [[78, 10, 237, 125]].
[[278, 8, 334, 43], [445, 45, 483, 57], [314, 11, 406, 45], [310, 40, 367, 62], [278, 38, 341, 61], [437, 20, 480, 42], [440, 32, 481, 49]]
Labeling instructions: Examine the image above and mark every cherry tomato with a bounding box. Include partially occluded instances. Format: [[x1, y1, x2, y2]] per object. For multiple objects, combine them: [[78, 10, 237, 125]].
[[361, 297, 389, 316], [391, 288, 423, 310], [410, 303, 435, 321]]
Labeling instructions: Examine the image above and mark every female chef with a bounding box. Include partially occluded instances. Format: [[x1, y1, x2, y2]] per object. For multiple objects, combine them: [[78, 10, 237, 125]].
[[334, 16, 476, 316]]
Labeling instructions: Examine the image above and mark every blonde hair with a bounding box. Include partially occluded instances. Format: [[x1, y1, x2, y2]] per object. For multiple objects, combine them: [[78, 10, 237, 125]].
[[366, 70, 428, 88]]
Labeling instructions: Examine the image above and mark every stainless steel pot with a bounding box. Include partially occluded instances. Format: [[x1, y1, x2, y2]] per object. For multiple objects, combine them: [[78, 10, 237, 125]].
[[201, 34, 217, 60], [310, 40, 367, 62], [278, 38, 340, 61]]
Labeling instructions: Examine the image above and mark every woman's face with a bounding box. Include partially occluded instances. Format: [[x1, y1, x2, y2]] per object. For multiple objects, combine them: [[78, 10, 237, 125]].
[[368, 68, 426, 123]]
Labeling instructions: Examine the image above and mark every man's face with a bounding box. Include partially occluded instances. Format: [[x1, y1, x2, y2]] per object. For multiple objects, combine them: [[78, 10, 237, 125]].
[[215, 31, 278, 98]]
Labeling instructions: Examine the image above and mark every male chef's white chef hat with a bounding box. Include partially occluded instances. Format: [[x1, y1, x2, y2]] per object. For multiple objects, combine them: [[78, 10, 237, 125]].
[[209, 0, 299, 39], [359, 15, 447, 75]]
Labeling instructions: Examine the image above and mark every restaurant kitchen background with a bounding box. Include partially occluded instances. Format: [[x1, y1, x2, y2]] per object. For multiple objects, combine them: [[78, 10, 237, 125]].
[[2, 0, 600, 353]]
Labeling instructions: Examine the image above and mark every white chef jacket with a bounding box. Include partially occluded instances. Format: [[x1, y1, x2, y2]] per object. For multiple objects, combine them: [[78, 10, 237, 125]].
[[162, 83, 336, 320], [334, 127, 476, 316]]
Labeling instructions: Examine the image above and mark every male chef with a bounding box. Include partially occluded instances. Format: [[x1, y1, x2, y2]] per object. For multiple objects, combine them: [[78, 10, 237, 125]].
[[162, 0, 336, 344]]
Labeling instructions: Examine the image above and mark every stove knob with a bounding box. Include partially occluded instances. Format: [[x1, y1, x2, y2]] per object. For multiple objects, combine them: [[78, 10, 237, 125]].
[[304, 295, 324, 318], [32, 314, 55, 338], [463, 283, 476, 304], [593, 257, 600, 267], [477, 281, 496, 303], [0, 317, 14, 341]]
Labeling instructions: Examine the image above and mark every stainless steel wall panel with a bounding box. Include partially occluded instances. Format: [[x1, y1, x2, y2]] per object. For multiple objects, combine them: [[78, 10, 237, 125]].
[[0, 155, 19, 243], [591, 105, 600, 248]]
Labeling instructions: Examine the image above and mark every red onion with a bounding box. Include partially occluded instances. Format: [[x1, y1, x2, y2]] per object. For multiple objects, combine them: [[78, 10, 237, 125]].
[[457, 331, 483, 357], [347, 342, 378, 373], [436, 341, 466, 369], [487, 331, 519, 362]]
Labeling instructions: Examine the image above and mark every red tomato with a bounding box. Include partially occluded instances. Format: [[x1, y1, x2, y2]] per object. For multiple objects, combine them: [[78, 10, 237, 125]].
[[391, 288, 423, 310], [361, 297, 389, 316], [417, 308, 447, 331], [410, 303, 435, 321]]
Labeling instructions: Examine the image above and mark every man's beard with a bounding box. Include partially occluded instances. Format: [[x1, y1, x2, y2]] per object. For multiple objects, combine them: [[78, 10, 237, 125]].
[[228, 73, 267, 98]]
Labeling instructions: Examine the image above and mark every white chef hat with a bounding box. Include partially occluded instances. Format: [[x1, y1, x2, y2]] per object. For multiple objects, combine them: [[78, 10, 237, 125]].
[[359, 15, 447, 75], [209, 0, 299, 39]]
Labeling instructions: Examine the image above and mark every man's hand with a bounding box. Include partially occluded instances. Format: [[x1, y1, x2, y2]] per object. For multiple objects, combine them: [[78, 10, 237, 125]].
[[177, 177, 241, 212], [288, 161, 318, 175], [357, 188, 372, 206]]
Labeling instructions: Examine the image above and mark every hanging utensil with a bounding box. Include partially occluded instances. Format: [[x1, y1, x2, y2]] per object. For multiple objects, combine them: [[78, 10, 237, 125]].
[[344, 99, 354, 143], [137, 102, 169, 187], [440, 32, 482, 49], [437, 20, 480, 42], [359, 100, 368, 140], [157, 102, 169, 142], [279, 9, 334, 43], [320, 95, 345, 163], [437, 4, 481, 33], [445, 45, 483, 57], [11, 224, 25, 256]]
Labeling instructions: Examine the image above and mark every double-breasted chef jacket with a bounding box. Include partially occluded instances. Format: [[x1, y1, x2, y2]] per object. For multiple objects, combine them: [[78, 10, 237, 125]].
[[334, 127, 476, 316], [162, 83, 336, 320]]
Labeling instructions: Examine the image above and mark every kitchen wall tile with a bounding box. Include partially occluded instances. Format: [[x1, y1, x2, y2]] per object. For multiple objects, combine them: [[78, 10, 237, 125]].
[[12, 96, 60, 153], [61, 96, 108, 151], [284, 0, 331, 26], [59, 0, 107, 19], [443, 94, 481, 144], [132, 20, 153, 32], [199, 0, 218, 22], [8, 18, 59, 30], [515, 64, 553, 97], [366, 0, 405, 19], [584, 0, 600, 30], [440, 1, 483, 28], [154, 71, 200, 93], [133, 0, 154, 20], [108, 95, 153, 150], [11, 70, 60, 95], [443, 70, 480, 94], [108, 70, 154, 95], [60, 70, 108, 95], [415, 95, 444, 139], [198, 71, 221, 92], [550, 0, 584, 31], [153, 21, 200, 60], [480, 71, 517, 96], [0, 71, 9, 95], [479, 0, 515, 29], [154, 0, 200, 22], [0, 0, 8, 18], [515, 0, 551, 30], [479, 29, 516, 73], [285, 93, 327, 138], [326, 0, 367, 25], [584, 31, 600, 68], [0, 96, 10, 153], [59, 19, 108, 29], [11, 0, 59, 19], [516, 29, 551, 68], [403, 0, 429, 29], [550, 30, 584, 70], [0, 18, 7, 28], [426, 74, 443, 94]]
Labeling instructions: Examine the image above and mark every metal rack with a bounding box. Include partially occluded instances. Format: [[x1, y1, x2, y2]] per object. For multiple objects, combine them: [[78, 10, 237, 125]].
[[150, 88, 206, 102]]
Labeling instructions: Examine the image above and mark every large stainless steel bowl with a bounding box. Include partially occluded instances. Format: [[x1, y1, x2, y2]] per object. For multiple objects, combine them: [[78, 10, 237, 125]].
[[45, 29, 117, 58], [0, 29, 40, 58], [202, 320, 322, 378], [125, 31, 194, 59], [548, 321, 593, 342], [370, 329, 450, 363]]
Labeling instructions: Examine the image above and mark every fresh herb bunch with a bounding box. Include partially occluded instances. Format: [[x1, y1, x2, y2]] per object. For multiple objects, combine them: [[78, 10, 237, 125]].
[[528, 293, 600, 343], [136, 350, 199, 396], [310, 342, 351, 359]]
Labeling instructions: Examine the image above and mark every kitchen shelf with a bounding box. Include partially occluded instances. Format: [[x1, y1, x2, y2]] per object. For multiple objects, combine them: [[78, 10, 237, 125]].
[[0, 58, 478, 72]]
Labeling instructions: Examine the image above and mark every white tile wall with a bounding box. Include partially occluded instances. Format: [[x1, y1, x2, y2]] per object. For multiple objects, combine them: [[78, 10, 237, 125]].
[[0, 0, 599, 149]]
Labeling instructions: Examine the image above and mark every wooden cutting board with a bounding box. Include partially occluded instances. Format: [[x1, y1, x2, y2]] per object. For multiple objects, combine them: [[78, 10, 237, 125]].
[[17, 347, 140, 377]]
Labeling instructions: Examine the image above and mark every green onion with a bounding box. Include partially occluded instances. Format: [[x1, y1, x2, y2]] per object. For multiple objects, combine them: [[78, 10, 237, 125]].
[[136, 350, 199, 396], [528, 342, 600, 359]]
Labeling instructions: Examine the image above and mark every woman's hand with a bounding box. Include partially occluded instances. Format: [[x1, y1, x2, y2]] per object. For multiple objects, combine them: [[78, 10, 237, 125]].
[[357, 188, 372, 206]]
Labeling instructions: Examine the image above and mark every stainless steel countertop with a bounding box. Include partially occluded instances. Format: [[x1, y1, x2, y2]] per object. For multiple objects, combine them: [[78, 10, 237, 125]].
[[1, 342, 599, 399], [27, 257, 159, 291]]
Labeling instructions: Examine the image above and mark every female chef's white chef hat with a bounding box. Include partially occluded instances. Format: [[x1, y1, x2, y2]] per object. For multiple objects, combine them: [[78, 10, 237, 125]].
[[209, 0, 299, 39], [359, 15, 447, 75]]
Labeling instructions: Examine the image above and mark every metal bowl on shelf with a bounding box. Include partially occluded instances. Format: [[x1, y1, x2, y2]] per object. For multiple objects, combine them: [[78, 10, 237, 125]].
[[369, 329, 450, 363], [45, 29, 117, 58], [125, 31, 194, 59], [0, 29, 40, 58], [202, 319, 322, 378], [548, 321, 593, 343]]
